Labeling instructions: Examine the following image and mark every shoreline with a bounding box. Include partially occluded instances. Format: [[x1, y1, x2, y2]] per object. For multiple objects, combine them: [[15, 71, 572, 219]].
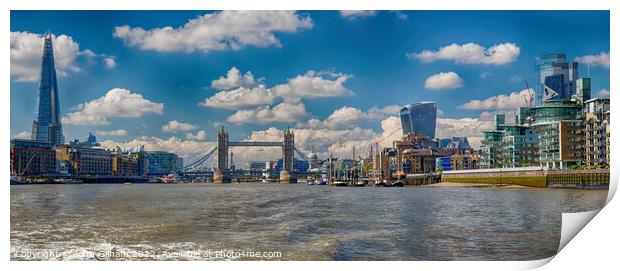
[[421, 182, 534, 189]]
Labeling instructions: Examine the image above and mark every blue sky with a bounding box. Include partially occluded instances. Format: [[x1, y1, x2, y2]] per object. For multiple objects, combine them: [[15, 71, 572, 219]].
[[10, 10, 610, 162]]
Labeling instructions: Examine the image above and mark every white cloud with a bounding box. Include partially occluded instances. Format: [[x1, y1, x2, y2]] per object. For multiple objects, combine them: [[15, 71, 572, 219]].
[[480, 72, 493, 79], [297, 105, 400, 129], [458, 88, 534, 110], [436, 115, 495, 149], [272, 71, 354, 103], [104, 57, 117, 69], [378, 104, 401, 115], [210, 67, 258, 90], [161, 120, 197, 133], [339, 10, 377, 19], [11, 32, 82, 82], [200, 85, 275, 110], [100, 136, 216, 165], [408, 42, 520, 65], [323, 107, 370, 128], [186, 130, 208, 140], [62, 88, 163, 125], [113, 11, 312, 54], [510, 75, 524, 82], [201, 70, 353, 109], [597, 89, 610, 98], [437, 108, 445, 116], [424, 72, 464, 90], [227, 103, 308, 124], [376, 116, 403, 147], [11, 131, 31, 139], [575, 52, 610, 68], [95, 129, 127, 136], [10, 31, 115, 82], [391, 11, 408, 20]]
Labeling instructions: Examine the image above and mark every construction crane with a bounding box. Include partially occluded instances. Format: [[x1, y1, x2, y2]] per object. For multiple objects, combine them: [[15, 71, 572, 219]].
[[19, 153, 37, 176], [370, 127, 402, 148], [365, 127, 402, 158], [524, 80, 534, 108]]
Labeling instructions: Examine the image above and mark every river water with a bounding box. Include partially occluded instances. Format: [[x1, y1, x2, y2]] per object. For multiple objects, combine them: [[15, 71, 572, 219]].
[[10, 183, 608, 261]]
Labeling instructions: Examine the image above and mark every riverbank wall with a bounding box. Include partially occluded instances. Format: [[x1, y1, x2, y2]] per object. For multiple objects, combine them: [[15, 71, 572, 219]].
[[404, 173, 441, 185], [441, 167, 609, 189]]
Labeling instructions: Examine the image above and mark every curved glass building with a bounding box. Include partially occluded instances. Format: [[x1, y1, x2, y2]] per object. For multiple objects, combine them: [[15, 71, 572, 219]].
[[399, 102, 437, 138]]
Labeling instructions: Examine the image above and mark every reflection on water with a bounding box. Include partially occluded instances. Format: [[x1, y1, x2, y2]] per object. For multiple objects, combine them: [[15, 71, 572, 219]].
[[10, 184, 607, 260]]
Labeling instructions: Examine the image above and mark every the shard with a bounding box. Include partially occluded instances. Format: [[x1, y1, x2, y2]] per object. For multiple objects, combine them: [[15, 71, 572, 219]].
[[31, 31, 63, 145]]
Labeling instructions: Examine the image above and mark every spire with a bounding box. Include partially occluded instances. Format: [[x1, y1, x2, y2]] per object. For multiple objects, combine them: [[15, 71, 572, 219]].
[[32, 29, 63, 145]]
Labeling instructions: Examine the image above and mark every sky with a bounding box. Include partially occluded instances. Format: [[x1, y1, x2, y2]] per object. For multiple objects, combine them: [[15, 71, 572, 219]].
[[10, 10, 610, 165]]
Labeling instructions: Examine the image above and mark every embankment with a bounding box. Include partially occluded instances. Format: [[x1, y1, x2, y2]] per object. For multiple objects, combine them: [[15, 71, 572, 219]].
[[440, 167, 608, 189]]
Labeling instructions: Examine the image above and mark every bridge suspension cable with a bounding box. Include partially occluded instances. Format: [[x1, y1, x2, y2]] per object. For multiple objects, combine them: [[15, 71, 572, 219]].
[[181, 147, 218, 172], [294, 148, 310, 162]]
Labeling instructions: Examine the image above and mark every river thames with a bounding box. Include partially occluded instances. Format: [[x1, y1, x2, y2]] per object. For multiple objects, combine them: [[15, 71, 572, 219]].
[[10, 184, 607, 261]]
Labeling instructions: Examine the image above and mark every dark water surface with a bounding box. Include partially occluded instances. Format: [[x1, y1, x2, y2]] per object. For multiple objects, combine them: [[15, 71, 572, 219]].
[[10, 184, 608, 260]]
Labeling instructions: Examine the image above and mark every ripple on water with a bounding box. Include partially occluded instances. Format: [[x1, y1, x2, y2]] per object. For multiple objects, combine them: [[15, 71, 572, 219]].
[[10, 184, 608, 260]]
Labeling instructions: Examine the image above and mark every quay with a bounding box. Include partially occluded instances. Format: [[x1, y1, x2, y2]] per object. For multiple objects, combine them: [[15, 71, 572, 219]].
[[441, 167, 609, 189]]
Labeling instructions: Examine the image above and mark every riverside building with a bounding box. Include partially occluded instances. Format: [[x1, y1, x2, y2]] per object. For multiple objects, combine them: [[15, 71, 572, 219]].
[[145, 151, 183, 174], [68, 144, 112, 176], [535, 53, 579, 102], [479, 114, 540, 169], [583, 97, 610, 166], [10, 139, 57, 176], [111, 152, 140, 177], [399, 102, 437, 138], [530, 100, 583, 169]]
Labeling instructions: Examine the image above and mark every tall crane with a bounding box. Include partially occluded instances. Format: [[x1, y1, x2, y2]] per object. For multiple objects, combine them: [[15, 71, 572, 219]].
[[369, 127, 402, 148], [524, 80, 534, 108]]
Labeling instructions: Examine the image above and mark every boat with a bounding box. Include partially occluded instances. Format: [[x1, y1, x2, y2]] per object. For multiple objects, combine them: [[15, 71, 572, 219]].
[[297, 178, 310, 184], [391, 180, 405, 187], [10, 174, 22, 185], [355, 180, 366, 187], [53, 178, 81, 184], [333, 181, 348, 187], [316, 178, 327, 185], [163, 174, 177, 183], [374, 180, 388, 187]]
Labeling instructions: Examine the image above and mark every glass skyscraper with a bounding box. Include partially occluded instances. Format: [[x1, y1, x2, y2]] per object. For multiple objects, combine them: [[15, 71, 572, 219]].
[[31, 32, 63, 146], [535, 54, 578, 102], [399, 102, 437, 138]]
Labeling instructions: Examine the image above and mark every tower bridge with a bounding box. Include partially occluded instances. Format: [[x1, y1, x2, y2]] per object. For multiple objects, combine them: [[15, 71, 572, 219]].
[[186, 126, 299, 183]]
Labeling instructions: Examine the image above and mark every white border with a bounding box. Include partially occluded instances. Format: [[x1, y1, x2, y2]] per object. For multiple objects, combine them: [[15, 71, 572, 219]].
[[2, 1, 617, 270]]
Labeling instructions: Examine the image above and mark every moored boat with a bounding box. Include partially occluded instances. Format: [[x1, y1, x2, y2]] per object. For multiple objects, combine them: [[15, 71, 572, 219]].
[[163, 174, 177, 183], [10, 174, 22, 185]]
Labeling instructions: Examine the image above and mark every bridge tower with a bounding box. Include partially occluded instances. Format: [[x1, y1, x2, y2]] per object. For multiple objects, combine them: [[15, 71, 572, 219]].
[[214, 126, 230, 183], [280, 127, 296, 183]]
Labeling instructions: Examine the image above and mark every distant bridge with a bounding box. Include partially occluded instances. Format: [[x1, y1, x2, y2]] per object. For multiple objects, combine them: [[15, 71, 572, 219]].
[[229, 141, 282, 147], [177, 127, 311, 183]]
